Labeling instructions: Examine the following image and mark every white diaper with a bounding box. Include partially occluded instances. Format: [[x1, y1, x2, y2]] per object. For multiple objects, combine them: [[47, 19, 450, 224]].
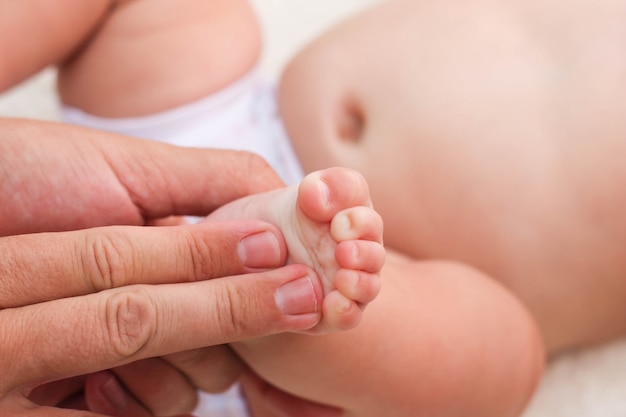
[[193, 385, 250, 417], [61, 70, 304, 186]]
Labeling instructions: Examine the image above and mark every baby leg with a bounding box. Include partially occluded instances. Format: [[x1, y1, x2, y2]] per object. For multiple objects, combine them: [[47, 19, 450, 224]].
[[238, 254, 545, 417], [207, 167, 385, 333]]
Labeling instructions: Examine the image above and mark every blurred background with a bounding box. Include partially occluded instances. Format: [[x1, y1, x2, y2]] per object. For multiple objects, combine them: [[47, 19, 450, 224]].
[[1, 1, 626, 416]]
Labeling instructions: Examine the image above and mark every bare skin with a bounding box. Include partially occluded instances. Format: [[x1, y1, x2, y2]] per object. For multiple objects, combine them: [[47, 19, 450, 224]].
[[57, 0, 261, 117], [49, 0, 545, 415], [51, 1, 626, 353], [16, 0, 626, 414], [0, 119, 329, 417], [236, 252, 543, 417], [0, 0, 112, 92], [279, 0, 626, 355], [207, 167, 385, 333], [52, 0, 543, 417]]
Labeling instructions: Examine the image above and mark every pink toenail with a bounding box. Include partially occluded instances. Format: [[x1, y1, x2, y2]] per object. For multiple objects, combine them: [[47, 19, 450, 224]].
[[337, 297, 352, 314], [318, 180, 330, 206]]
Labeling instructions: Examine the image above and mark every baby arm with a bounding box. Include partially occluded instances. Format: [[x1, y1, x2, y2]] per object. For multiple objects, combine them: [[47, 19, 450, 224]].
[[0, 0, 111, 91], [234, 251, 545, 417]]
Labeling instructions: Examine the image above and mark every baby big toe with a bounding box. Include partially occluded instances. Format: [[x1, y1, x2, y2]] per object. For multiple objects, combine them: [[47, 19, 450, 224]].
[[298, 168, 371, 223]]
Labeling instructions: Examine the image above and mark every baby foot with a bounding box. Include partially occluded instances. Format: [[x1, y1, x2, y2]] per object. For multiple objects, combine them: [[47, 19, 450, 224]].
[[207, 167, 385, 333]]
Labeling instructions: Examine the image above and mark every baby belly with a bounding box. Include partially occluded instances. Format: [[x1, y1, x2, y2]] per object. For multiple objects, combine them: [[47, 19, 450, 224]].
[[280, 62, 626, 355], [278, 0, 626, 352]]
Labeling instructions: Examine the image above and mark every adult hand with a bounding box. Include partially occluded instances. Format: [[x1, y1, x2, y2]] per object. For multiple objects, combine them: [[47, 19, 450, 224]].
[[0, 118, 324, 416], [0, 118, 285, 235], [240, 371, 343, 417]]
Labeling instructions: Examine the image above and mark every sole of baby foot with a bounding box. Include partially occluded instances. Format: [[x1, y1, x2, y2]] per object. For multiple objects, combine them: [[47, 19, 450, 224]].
[[294, 168, 385, 333]]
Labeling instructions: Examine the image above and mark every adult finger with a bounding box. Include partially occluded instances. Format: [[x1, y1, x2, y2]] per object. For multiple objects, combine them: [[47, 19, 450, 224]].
[[1, 264, 323, 394], [101, 136, 287, 218], [240, 372, 343, 417], [0, 119, 286, 235], [111, 359, 197, 415], [84, 371, 197, 417], [0, 220, 286, 308], [85, 371, 147, 416], [87, 346, 246, 415], [3, 390, 107, 417], [30, 366, 196, 417], [164, 344, 246, 394], [29, 376, 87, 407]]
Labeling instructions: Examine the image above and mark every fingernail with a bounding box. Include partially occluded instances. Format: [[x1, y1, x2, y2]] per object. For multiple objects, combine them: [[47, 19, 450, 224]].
[[238, 232, 281, 268], [275, 276, 319, 315], [100, 374, 126, 410]]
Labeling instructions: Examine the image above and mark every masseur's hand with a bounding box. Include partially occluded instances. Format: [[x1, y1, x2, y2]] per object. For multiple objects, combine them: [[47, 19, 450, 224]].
[[0, 118, 323, 416], [0, 118, 285, 235], [240, 371, 343, 417]]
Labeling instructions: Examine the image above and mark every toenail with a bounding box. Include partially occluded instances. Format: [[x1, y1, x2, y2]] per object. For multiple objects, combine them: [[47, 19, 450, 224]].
[[349, 241, 360, 258], [337, 297, 352, 314], [331, 213, 354, 239], [318, 180, 330, 206]]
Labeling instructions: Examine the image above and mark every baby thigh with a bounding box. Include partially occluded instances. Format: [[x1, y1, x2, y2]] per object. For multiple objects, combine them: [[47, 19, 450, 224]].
[[234, 253, 545, 417]]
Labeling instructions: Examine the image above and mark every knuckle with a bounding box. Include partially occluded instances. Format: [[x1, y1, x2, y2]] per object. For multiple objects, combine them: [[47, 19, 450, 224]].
[[182, 229, 220, 281], [213, 283, 257, 340], [243, 150, 270, 173], [104, 290, 156, 359], [243, 152, 281, 191], [80, 229, 132, 291]]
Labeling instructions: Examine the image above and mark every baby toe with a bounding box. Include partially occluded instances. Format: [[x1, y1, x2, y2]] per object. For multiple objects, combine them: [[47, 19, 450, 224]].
[[320, 290, 364, 332], [335, 240, 386, 273], [330, 207, 383, 242], [335, 269, 382, 305], [297, 168, 371, 223]]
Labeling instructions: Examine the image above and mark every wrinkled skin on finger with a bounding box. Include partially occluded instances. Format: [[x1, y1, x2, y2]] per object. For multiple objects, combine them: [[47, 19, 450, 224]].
[[0, 118, 284, 236]]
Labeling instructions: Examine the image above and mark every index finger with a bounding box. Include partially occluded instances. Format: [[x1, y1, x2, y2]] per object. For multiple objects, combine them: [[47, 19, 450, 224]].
[[100, 135, 287, 218], [0, 220, 286, 308]]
